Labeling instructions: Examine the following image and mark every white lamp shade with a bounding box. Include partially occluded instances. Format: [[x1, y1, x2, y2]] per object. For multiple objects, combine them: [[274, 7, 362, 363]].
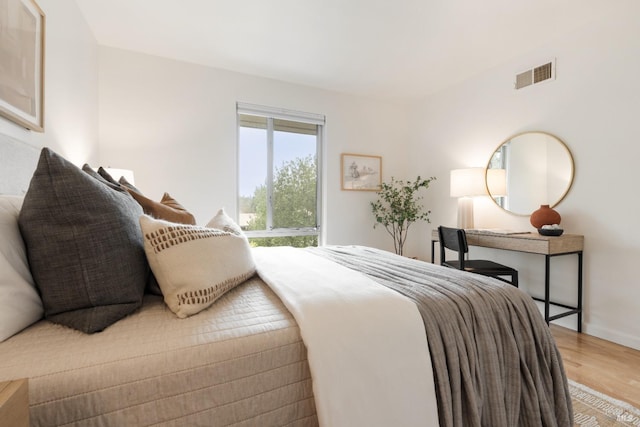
[[486, 168, 507, 197], [450, 168, 486, 197]]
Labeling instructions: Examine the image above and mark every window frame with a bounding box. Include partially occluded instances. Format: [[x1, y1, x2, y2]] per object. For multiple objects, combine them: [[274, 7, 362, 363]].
[[236, 102, 324, 243]]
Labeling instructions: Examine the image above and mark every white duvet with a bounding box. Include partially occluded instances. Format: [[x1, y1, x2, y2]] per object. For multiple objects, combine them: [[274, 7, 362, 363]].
[[253, 246, 438, 427]]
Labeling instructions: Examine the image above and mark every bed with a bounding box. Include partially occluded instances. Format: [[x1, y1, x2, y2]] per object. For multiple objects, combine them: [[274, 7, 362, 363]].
[[0, 140, 573, 427]]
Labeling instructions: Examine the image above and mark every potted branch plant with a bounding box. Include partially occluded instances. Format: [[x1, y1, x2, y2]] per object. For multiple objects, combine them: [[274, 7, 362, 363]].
[[371, 176, 436, 256]]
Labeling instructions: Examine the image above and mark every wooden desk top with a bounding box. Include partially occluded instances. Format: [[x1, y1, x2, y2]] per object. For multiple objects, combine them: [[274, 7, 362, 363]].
[[431, 229, 584, 255], [0, 379, 29, 427]]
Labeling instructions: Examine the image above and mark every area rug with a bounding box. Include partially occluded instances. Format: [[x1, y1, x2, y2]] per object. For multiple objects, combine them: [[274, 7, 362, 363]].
[[570, 379, 640, 426]]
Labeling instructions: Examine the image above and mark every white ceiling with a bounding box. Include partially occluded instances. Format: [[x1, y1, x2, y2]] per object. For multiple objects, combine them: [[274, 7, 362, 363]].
[[74, 0, 621, 102]]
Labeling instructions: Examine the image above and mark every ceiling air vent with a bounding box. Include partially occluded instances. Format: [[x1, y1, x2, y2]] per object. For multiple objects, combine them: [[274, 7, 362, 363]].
[[515, 59, 555, 90]]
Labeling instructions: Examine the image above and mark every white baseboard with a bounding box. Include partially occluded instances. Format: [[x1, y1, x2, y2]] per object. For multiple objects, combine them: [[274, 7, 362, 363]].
[[533, 301, 640, 351], [583, 323, 640, 351]]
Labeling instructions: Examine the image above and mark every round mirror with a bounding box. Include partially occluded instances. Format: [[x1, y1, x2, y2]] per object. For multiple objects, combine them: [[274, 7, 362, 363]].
[[486, 131, 574, 215]]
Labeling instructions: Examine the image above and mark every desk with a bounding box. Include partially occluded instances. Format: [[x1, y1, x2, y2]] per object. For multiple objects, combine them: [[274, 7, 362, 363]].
[[431, 229, 584, 331], [0, 379, 29, 427]]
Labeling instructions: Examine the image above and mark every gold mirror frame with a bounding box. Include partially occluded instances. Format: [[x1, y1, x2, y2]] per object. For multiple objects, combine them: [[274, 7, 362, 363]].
[[485, 131, 575, 216]]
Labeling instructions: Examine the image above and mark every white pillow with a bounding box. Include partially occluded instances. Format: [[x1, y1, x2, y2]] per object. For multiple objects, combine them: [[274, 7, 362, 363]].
[[140, 215, 256, 318], [206, 208, 246, 238], [0, 196, 43, 341]]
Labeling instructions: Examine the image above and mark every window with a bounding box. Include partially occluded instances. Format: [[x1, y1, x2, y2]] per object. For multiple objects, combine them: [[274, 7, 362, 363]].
[[237, 103, 324, 248]]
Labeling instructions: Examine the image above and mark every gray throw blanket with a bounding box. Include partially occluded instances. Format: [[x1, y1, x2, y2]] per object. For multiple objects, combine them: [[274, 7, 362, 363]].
[[307, 246, 572, 427]]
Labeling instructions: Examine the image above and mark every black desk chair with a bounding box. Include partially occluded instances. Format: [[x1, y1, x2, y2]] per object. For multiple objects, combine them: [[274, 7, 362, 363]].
[[438, 226, 519, 287]]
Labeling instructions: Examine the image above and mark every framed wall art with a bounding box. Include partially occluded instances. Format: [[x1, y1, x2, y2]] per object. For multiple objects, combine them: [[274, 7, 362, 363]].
[[0, 0, 45, 132], [341, 153, 382, 191]]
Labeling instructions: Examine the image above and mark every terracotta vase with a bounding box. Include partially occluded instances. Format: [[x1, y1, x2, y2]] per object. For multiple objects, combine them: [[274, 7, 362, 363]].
[[530, 204, 561, 228]]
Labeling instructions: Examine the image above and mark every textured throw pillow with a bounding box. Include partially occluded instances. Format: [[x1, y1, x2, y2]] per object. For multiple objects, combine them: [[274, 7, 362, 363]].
[[206, 208, 246, 238], [18, 148, 148, 333], [125, 187, 196, 225], [82, 164, 128, 193], [86, 166, 197, 225], [0, 196, 43, 341], [118, 176, 142, 194], [140, 215, 256, 318], [96, 166, 121, 186], [83, 168, 195, 296], [83, 164, 162, 296], [159, 192, 194, 217]]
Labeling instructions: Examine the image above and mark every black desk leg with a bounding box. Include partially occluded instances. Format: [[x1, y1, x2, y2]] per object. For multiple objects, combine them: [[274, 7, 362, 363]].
[[543, 251, 583, 332], [577, 251, 583, 333], [544, 255, 551, 325]]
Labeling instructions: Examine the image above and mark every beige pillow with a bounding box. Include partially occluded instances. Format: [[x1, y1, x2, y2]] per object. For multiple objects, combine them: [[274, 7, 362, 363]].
[[140, 215, 256, 318], [127, 189, 196, 225], [206, 208, 245, 237], [85, 166, 196, 225]]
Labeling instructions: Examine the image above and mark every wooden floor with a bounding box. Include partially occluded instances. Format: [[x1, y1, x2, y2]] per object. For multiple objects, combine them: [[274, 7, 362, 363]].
[[550, 325, 640, 408]]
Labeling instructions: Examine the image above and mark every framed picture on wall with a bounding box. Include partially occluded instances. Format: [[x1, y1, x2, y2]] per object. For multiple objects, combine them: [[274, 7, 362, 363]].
[[0, 0, 46, 132], [341, 153, 382, 191]]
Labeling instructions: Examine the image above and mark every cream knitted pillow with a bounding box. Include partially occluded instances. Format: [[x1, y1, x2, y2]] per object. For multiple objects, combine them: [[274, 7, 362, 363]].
[[206, 208, 245, 238], [140, 215, 256, 318]]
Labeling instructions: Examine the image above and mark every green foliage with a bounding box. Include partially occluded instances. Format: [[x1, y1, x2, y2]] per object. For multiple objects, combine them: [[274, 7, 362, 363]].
[[247, 184, 267, 231], [249, 235, 318, 248], [371, 176, 436, 256], [246, 155, 318, 248], [238, 195, 255, 215], [272, 156, 317, 229]]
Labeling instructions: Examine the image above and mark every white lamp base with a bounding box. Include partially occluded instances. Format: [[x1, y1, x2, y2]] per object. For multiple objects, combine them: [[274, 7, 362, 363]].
[[457, 197, 474, 229]]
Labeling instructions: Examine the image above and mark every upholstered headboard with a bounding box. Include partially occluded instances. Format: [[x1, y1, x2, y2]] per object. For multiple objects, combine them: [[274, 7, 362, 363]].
[[0, 133, 39, 195]]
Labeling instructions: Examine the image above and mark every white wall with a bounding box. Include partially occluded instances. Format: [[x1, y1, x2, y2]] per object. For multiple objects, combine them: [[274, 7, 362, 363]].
[[408, 5, 640, 349], [3, 0, 637, 351], [0, 0, 98, 164], [98, 47, 411, 252]]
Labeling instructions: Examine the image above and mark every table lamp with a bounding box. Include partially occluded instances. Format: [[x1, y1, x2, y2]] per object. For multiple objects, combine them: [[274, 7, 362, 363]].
[[450, 168, 487, 229]]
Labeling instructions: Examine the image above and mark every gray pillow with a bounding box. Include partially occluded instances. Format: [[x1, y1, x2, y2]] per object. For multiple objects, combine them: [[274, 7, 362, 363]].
[[18, 148, 148, 333], [81, 164, 123, 192]]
